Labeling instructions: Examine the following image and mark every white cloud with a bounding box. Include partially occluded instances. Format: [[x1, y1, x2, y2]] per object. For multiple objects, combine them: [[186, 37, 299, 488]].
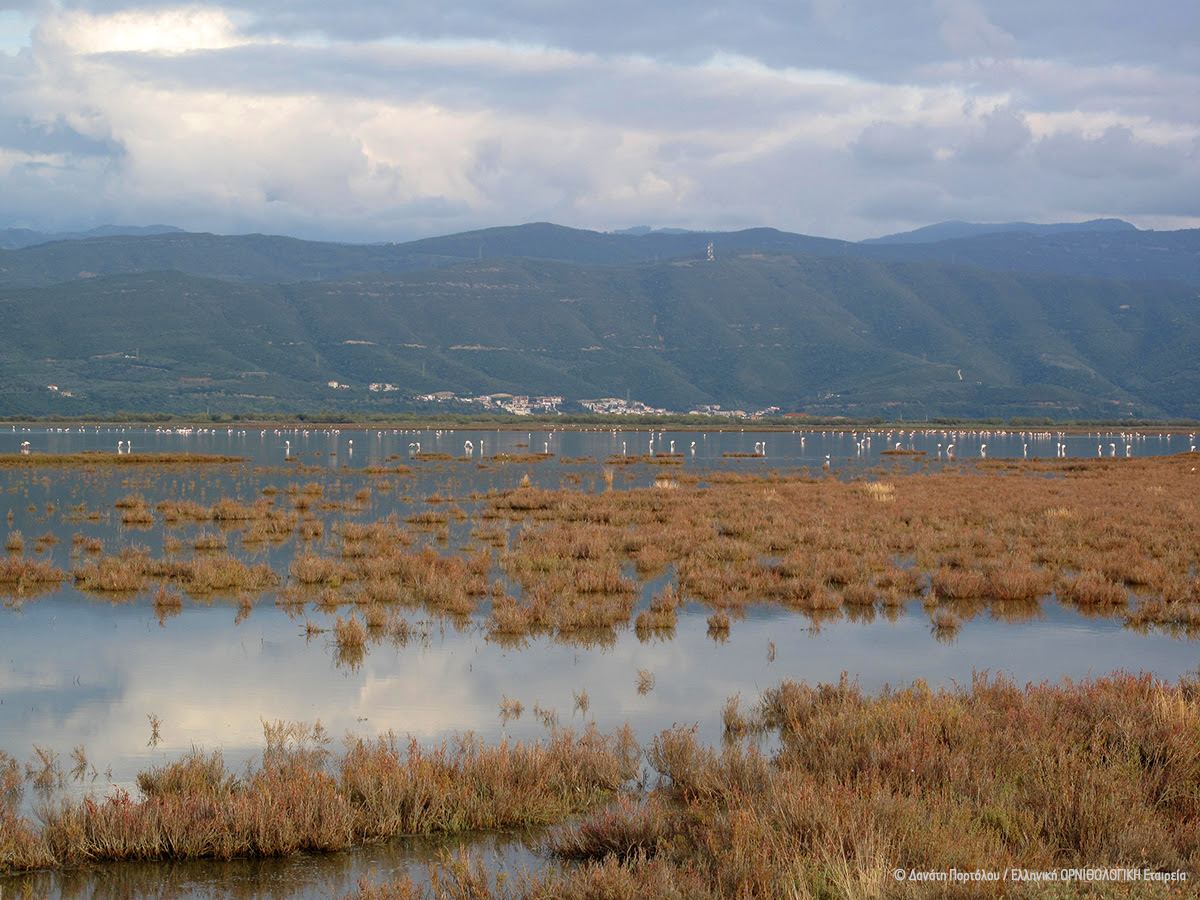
[[0, 0, 1195, 239], [40, 6, 250, 55]]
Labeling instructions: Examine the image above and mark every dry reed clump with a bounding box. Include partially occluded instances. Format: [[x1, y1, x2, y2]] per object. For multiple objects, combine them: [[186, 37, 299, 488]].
[[368, 672, 1192, 900], [721, 694, 752, 738], [191, 530, 227, 551], [706, 610, 731, 638], [0, 555, 67, 595], [156, 499, 210, 523], [548, 794, 677, 863], [10, 720, 639, 873], [115, 495, 154, 527], [72, 547, 154, 592], [72, 548, 276, 596], [0, 751, 21, 797], [291, 553, 356, 586], [472, 452, 1200, 633], [929, 567, 990, 600], [334, 614, 368, 649], [339, 723, 639, 839], [499, 695, 524, 722], [1126, 597, 1200, 635], [635, 584, 681, 637], [5, 530, 24, 554], [0, 807, 53, 874], [1057, 570, 1130, 607], [151, 584, 183, 613]]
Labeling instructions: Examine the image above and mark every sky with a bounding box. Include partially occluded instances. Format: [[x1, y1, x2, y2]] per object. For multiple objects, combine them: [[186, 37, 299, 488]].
[[0, 0, 1197, 242]]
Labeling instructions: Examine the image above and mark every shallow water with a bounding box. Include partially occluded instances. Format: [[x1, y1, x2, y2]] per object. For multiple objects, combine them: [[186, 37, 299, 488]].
[[2, 426, 1198, 897], [3, 422, 1196, 469]]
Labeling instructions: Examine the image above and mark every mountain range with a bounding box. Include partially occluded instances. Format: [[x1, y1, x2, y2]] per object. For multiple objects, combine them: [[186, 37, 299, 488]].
[[1, 220, 1197, 419]]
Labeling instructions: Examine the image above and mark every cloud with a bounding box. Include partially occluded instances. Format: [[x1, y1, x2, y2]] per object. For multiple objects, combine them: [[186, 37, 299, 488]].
[[0, 0, 1194, 239], [956, 105, 1032, 163], [1035, 125, 1184, 180], [933, 0, 1016, 58], [852, 121, 938, 166]]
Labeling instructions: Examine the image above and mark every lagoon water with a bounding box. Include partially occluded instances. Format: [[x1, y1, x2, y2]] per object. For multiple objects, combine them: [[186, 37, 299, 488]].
[[4, 423, 1196, 470], [2, 425, 1198, 898]]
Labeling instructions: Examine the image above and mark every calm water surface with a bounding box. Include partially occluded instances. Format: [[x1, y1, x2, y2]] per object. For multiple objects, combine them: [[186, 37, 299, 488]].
[[2, 426, 1198, 898]]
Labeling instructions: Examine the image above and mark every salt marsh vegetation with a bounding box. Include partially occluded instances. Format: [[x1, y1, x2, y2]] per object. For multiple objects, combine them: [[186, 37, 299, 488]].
[[2, 435, 1200, 894]]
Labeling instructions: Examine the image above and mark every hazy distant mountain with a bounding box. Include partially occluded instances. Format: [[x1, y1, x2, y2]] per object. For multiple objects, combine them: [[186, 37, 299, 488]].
[[856, 228, 1200, 285], [0, 224, 183, 250], [0, 224, 849, 288], [862, 219, 1138, 244], [2, 221, 1197, 290], [1, 250, 1196, 420], [2, 219, 1198, 419]]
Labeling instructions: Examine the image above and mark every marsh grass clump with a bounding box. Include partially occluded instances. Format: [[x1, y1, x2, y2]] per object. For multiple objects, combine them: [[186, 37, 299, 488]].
[[115, 495, 154, 527], [572, 689, 590, 714], [5, 530, 24, 554], [152, 584, 183, 614], [1126, 596, 1200, 634], [334, 614, 368, 649], [72, 547, 153, 592], [930, 606, 962, 638], [395, 671, 1193, 900], [26, 745, 62, 792], [339, 723, 639, 838], [721, 693, 751, 738], [1058, 570, 1129, 607], [5, 719, 640, 873], [499, 695, 524, 722], [546, 794, 676, 863], [0, 555, 67, 596], [192, 530, 227, 552], [635, 584, 680, 637], [706, 610, 731, 639]]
